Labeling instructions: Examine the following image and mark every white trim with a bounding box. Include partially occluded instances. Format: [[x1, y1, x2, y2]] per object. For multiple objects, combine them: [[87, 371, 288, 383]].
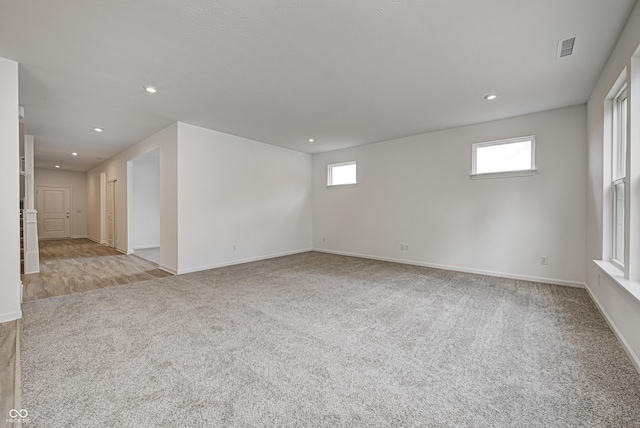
[[610, 257, 624, 272], [470, 169, 538, 180], [133, 244, 160, 250], [313, 248, 585, 288], [584, 282, 640, 375], [327, 160, 357, 186], [23, 249, 40, 274], [471, 135, 536, 175], [594, 260, 640, 304], [159, 265, 178, 275], [176, 248, 313, 275], [71, 235, 88, 239], [0, 311, 22, 323], [326, 183, 358, 189]]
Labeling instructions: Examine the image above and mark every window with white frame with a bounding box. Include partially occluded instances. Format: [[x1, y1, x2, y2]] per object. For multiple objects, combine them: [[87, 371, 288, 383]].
[[327, 161, 357, 186], [471, 136, 536, 178], [612, 86, 627, 267]]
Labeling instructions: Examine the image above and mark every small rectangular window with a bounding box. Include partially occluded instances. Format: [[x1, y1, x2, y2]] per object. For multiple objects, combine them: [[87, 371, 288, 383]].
[[327, 161, 356, 186], [471, 136, 536, 178]]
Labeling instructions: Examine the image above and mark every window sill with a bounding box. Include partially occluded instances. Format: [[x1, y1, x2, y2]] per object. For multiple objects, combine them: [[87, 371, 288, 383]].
[[327, 183, 357, 189], [593, 260, 640, 304], [469, 169, 538, 180]]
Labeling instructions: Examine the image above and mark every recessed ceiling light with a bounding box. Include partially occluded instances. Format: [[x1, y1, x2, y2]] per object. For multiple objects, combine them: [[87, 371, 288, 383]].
[[71, 152, 78, 156], [93, 127, 104, 132], [484, 94, 497, 100], [144, 86, 157, 93], [308, 138, 314, 143], [55, 165, 60, 168]]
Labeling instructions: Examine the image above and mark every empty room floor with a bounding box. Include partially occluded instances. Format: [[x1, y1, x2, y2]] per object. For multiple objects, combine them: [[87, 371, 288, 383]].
[[18, 252, 640, 426]]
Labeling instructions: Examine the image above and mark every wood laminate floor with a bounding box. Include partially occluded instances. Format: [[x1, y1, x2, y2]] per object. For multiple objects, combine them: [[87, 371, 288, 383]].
[[21, 239, 172, 302], [0, 320, 17, 426]]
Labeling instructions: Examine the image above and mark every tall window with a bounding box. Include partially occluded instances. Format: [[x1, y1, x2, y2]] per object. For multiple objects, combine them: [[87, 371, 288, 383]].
[[612, 86, 627, 266]]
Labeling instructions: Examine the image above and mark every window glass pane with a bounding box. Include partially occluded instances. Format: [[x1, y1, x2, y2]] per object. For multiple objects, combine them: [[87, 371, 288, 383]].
[[476, 140, 532, 174], [613, 181, 625, 265], [329, 163, 356, 185], [613, 94, 627, 181]]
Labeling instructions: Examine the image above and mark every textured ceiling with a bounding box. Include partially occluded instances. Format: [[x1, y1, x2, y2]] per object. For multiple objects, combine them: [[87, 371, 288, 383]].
[[0, 0, 636, 171]]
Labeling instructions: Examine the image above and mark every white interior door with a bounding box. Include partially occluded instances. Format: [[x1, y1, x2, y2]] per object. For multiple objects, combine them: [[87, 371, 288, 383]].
[[107, 180, 116, 248], [37, 186, 71, 239]]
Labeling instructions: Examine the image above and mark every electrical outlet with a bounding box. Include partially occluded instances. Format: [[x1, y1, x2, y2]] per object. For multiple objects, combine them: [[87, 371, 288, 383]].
[[322, 237, 326, 243], [540, 256, 548, 265], [598, 274, 601, 285], [400, 244, 409, 251], [232, 245, 237, 251]]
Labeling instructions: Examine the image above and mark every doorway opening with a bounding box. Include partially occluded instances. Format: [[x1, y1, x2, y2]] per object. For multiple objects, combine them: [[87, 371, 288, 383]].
[[130, 149, 160, 265]]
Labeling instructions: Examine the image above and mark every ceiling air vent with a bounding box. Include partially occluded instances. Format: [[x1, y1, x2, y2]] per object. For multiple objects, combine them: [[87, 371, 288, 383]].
[[557, 37, 576, 59]]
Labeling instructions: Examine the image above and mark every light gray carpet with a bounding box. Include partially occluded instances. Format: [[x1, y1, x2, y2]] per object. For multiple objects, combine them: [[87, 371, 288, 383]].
[[21, 252, 640, 427], [133, 247, 160, 265]]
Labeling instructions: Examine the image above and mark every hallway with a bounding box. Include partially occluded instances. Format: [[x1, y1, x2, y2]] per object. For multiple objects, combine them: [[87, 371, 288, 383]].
[[21, 239, 171, 302]]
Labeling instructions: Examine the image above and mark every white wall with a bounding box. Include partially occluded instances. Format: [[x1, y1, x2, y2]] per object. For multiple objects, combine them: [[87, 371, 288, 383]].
[[0, 57, 21, 322], [35, 168, 88, 238], [176, 122, 312, 273], [586, 1, 640, 370], [87, 123, 178, 272], [313, 105, 587, 286], [132, 151, 160, 249]]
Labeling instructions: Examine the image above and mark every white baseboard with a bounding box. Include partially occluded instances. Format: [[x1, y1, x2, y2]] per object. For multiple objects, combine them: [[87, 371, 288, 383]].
[[71, 235, 88, 239], [87, 236, 106, 245], [584, 283, 640, 375], [133, 244, 160, 250], [312, 248, 585, 288], [176, 248, 313, 275], [0, 311, 22, 323], [159, 265, 178, 275]]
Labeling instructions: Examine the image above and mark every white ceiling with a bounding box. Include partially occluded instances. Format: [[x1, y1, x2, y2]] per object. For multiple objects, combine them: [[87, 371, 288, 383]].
[[0, 0, 636, 172]]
